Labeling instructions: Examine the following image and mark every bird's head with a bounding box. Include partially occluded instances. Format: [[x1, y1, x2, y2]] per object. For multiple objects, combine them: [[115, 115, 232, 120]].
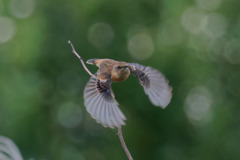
[[111, 62, 130, 81], [113, 62, 129, 72]]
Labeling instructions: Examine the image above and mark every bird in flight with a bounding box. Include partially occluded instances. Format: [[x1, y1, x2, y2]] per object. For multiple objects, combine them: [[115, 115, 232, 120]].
[[68, 41, 172, 129]]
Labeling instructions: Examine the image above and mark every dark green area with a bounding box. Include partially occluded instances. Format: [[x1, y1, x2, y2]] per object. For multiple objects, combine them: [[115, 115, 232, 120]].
[[1, 0, 240, 159]]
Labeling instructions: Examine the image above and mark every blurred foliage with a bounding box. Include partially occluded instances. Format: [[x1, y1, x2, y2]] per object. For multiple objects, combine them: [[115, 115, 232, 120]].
[[1, 0, 240, 159]]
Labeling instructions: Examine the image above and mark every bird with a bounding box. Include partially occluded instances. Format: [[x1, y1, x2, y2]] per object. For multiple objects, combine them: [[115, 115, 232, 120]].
[[68, 40, 172, 129], [84, 58, 172, 128]]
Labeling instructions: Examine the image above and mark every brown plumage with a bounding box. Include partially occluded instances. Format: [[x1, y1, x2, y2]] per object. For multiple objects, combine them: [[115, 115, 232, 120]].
[[87, 59, 130, 82], [84, 58, 172, 128]]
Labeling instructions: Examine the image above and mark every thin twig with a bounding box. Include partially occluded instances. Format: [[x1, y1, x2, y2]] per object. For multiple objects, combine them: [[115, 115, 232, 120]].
[[68, 40, 133, 160], [118, 126, 133, 160], [68, 40, 93, 77]]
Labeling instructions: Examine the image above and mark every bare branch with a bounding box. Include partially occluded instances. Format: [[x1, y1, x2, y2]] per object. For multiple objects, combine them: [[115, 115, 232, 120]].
[[68, 40, 133, 160], [118, 126, 133, 160], [68, 40, 93, 77]]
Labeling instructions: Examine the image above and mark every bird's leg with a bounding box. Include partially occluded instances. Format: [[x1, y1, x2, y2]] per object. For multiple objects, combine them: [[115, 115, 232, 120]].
[[68, 40, 93, 77], [118, 126, 133, 160]]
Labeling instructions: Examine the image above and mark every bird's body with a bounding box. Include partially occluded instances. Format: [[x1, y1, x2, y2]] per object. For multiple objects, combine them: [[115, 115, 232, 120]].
[[83, 58, 172, 128], [87, 59, 130, 82]]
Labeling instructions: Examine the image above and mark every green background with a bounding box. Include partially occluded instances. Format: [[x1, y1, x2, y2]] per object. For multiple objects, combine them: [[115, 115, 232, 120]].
[[1, 0, 240, 159]]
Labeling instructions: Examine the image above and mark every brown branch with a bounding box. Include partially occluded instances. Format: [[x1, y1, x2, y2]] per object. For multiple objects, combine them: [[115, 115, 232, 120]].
[[68, 40, 93, 77], [118, 126, 133, 160], [68, 40, 133, 160]]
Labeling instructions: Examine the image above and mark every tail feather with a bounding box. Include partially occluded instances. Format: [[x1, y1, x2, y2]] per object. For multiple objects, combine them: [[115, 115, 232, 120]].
[[86, 59, 99, 65]]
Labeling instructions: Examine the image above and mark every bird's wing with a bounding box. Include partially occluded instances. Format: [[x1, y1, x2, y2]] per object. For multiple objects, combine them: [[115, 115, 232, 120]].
[[0, 136, 23, 160], [84, 73, 126, 128], [129, 63, 172, 109]]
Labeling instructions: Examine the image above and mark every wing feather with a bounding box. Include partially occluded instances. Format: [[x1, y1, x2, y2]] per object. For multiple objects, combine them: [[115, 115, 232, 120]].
[[84, 74, 126, 128], [105, 103, 113, 128], [129, 63, 172, 108]]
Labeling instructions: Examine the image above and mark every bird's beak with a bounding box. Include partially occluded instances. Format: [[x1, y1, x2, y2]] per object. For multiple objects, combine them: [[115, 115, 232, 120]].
[[123, 65, 128, 68]]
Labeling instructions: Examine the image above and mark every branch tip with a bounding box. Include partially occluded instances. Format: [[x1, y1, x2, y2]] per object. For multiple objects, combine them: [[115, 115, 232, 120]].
[[68, 40, 93, 77]]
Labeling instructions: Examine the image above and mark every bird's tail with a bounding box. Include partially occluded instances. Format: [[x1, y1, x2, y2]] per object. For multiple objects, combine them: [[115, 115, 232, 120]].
[[86, 59, 99, 65]]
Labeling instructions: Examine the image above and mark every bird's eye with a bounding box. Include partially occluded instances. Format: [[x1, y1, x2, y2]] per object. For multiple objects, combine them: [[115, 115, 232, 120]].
[[116, 66, 121, 69]]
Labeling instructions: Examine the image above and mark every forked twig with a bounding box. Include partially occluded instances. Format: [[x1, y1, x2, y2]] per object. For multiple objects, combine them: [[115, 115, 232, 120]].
[[68, 40, 133, 160], [68, 40, 93, 77]]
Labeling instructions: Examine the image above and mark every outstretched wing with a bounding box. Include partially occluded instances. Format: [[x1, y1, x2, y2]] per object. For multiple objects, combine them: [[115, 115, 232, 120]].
[[84, 74, 126, 128], [129, 63, 172, 108], [0, 136, 23, 160]]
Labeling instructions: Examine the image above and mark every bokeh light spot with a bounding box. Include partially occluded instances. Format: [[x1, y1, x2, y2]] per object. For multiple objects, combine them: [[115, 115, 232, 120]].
[[10, 0, 35, 19], [184, 86, 212, 126], [181, 7, 207, 34], [204, 13, 228, 39], [128, 33, 155, 60], [57, 102, 82, 128], [223, 39, 240, 64], [0, 17, 16, 43], [196, 0, 222, 11], [88, 22, 114, 48], [207, 38, 226, 62], [157, 20, 183, 46]]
